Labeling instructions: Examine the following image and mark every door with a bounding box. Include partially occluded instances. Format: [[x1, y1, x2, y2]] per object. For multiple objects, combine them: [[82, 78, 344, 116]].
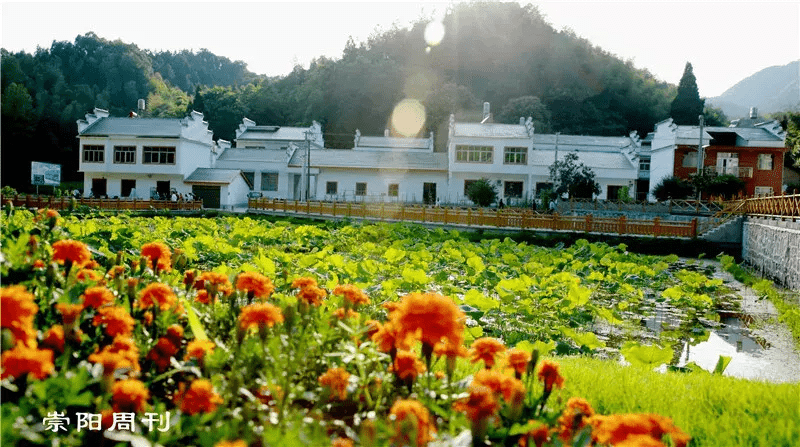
[[91, 178, 107, 197], [191, 185, 221, 209], [156, 181, 171, 200], [292, 174, 301, 200], [121, 179, 136, 198], [423, 183, 436, 205]]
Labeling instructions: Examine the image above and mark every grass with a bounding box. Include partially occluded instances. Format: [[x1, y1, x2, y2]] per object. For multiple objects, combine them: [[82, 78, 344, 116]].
[[557, 356, 800, 447]]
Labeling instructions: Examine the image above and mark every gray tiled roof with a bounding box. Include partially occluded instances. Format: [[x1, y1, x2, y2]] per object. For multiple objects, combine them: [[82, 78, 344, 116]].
[[184, 168, 243, 184], [79, 117, 184, 137], [357, 135, 430, 150], [216, 148, 287, 163], [530, 150, 635, 170], [237, 126, 308, 141], [453, 122, 531, 138], [675, 125, 783, 144], [532, 134, 634, 150], [289, 149, 447, 170]]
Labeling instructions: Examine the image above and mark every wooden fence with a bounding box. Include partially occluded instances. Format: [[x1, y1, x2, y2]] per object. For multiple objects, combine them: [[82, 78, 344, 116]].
[[741, 194, 800, 219], [248, 198, 698, 238], [1, 195, 203, 211]]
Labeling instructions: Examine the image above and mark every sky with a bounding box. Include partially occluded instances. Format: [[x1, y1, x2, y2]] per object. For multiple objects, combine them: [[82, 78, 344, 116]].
[[2, 1, 799, 98]]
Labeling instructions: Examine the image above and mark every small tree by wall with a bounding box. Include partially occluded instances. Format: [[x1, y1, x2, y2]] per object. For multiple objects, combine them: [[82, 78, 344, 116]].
[[466, 178, 497, 207], [549, 152, 600, 199], [653, 176, 694, 201]]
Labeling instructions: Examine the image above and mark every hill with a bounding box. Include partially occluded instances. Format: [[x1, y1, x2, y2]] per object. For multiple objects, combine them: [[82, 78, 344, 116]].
[[708, 60, 799, 118]]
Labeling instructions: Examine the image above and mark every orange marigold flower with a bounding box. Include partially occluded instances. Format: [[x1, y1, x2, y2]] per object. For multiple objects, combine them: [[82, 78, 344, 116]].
[[332, 307, 360, 320], [588, 413, 690, 447], [52, 239, 92, 267], [297, 285, 327, 307], [454, 385, 499, 423], [537, 360, 565, 392], [557, 397, 595, 443], [92, 306, 135, 337], [179, 379, 223, 415], [56, 303, 84, 326], [389, 399, 436, 447], [434, 338, 469, 359], [332, 438, 354, 447], [41, 325, 65, 353], [390, 350, 426, 381], [147, 337, 180, 371], [198, 271, 233, 297], [472, 369, 526, 403], [238, 302, 284, 331], [195, 289, 211, 304], [88, 336, 140, 375], [469, 337, 506, 369], [333, 284, 370, 306], [185, 339, 215, 361], [519, 423, 551, 447], [107, 265, 126, 279], [140, 242, 172, 273], [214, 441, 247, 447], [1, 285, 38, 347], [291, 277, 318, 289], [143, 311, 154, 326], [0, 344, 54, 380], [371, 320, 410, 352], [166, 324, 184, 345], [506, 348, 532, 377], [33, 259, 46, 269], [36, 208, 60, 221], [82, 286, 115, 309], [76, 268, 103, 282], [235, 271, 275, 299], [318, 367, 351, 400], [364, 319, 382, 338], [111, 379, 149, 413], [391, 292, 465, 350], [137, 282, 177, 311], [382, 301, 401, 314]]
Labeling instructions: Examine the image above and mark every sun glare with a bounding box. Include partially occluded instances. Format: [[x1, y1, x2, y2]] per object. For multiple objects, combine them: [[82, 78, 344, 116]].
[[424, 21, 445, 47], [390, 99, 426, 138]]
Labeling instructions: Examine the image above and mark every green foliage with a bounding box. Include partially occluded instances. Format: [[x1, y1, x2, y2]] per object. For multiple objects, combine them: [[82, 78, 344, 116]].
[[690, 172, 745, 199], [703, 105, 729, 127], [670, 62, 705, 125], [653, 176, 694, 201], [496, 96, 552, 132], [466, 178, 498, 207], [549, 152, 600, 199]]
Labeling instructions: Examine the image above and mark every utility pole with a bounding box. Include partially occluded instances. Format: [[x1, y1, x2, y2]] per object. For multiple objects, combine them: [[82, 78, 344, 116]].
[[304, 129, 311, 201], [696, 115, 704, 201]]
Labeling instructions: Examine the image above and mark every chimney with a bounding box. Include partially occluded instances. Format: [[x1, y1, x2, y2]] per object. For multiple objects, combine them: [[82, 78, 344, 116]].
[[749, 107, 758, 119], [385, 128, 390, 137], [482, 102, 490, 120], [520, 117, 525, 125]]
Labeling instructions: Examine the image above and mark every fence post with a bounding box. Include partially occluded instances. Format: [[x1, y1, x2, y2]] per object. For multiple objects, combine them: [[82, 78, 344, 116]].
[[347, 202, 352, 218], [691, 218, 698, 238], [585, 214, 593, 233], [653, 217, 661, 237], [443, 207, 449, 224], [422, 206, 426, 223], [552, 212, 559, 230], [618, 215, 626, 234], [400, 204, 405, 221]]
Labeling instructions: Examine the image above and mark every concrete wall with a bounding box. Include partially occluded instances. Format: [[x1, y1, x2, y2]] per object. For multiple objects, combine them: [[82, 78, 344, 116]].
[[742, 217, 800, 290]]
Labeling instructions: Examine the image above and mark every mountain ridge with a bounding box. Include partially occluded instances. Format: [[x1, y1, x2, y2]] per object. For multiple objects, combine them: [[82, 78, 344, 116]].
[[708, 60, 799, 118]]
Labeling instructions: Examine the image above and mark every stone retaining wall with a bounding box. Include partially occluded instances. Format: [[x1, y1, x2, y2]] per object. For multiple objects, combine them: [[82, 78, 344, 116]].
[[742, 217, 800, 291]]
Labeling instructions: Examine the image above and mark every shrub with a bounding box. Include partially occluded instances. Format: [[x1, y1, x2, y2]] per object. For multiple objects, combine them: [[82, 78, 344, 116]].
[[466, 178, 497, 207], [653, 176, 694, 201]]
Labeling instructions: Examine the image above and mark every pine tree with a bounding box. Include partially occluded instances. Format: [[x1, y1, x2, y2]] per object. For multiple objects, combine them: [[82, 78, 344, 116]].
[[670, 62, 705, 125]]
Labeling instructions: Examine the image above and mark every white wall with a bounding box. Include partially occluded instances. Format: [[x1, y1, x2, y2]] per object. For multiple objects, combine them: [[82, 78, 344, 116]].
[[315, 168, 447, 203], [649, 147, 676, 199]]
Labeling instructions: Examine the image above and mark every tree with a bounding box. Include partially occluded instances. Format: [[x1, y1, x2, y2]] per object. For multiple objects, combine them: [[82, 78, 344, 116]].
[[670, 62, 705, 125], [496, 96, 552, 132], [466, 179, 497, 207], [549, 152, 600, 199], [652, 176, 693, 201], [703, 105, 728, 127]]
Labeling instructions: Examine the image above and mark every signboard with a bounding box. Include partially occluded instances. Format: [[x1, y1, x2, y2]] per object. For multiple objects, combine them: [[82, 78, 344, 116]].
[[31, 162, 61, 186]]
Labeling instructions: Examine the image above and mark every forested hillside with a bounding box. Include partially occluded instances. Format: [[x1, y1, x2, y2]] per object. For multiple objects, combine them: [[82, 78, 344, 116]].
[[2, 2, 682, 190]]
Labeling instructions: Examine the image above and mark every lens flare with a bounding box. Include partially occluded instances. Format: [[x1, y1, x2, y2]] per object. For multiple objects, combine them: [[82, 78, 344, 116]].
[[424, 21, 445, 47], [391, 99, 426, 138]]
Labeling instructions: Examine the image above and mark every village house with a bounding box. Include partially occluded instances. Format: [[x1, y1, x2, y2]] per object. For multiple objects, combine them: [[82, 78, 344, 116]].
[[649, 115, 786, 198]]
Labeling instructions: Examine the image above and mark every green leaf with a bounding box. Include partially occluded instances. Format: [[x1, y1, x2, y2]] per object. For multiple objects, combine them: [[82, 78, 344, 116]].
[[466, 256, 485, 274], [713, 355, 732, 375], [462, 289, 498, 311], [464, 325, 483, 341], [566, 283, 591, 307], [561, 328, 605, 350], [182, 299, 209, 341], [620, 342, 673, 368], [401, 267, 428, 285], [515, 339, 556, 355], [383, 247, 406, 263]]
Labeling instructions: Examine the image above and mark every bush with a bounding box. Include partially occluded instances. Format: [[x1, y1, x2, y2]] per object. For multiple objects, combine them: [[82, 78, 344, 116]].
[[466, 178, 497, 207], [653, 176, 694, 201]]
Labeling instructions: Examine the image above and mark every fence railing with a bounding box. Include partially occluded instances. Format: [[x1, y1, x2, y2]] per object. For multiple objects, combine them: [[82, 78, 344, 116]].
[[1, 195, 203, 211], [741, 194, 800, 219], [249, 198, 698, 238], [564, 198, 725, 216]]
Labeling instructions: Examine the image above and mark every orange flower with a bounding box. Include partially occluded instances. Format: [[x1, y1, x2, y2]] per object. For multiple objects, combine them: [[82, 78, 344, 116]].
[[107, 265, 126, 279], [318, 367, 351, 400], [434, 338, 469, 359], [56, 303, 83, 326], [364, 319, 382, 338], [35, 208, 60, 221], [0, 344, 54, 380], [391, 350, 426, 381], [214, 441, 247, 447], [371, 320, 408, 352], [519, 423, 551, 447], [382, 301, 402, 314], [111, 379, 149, 413], [166, 324, 184, 345], [238, 302, 284, 331], [332, 307, 360, 320], [41, 325, 65, 352], [235, 271, 275, 299], [537, 360, 565, 392], [92, 306, 135, 337], [1, 285, 38, 347], [88, 336, 141, 375], [391, 292, 465, 350], [454, 385, 499, 422], [76, 268, 103, 282], [52, 239, 92, 267], [147, 337, 180, 371], [194, 289, 211, 304], [140, 242, 172, 273], [469, 337, 506, 368], [588, 413, 690, 447], [472, 369, 526, 404], [389, 399, 436, 447], [333, 284, 370, 306], [291, 277, 318, 289], [297, 285, 327, 307], [198, 271, 233, 297], [331, 438, 354, 447], [81, 286, 115, 309], [137, 282, 177, 311], [185, 339, 215, 361], [557, 397, 595, 443], [506, 348, 532, 377], [178, 379, 223, 415], [33, 259, 46, 269]]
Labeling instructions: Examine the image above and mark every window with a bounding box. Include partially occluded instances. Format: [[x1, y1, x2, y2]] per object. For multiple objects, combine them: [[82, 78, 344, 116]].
[[113, 146, 136, 164], [355, 183, 367, 196], [504, 181, 523, 198], [503, 147, 527, 165], [754, 186, 773, 197], [757, 154, 774, 170], [143, 146, 176, 164], [388, 184, 399, 197], [83, 145, 104, 163], [464, 180, 477, 196], [261, 172, 278, 191], [607, 185, 624, 201], [455, 145, 493, 163], [682, 151, 697, 168], [242, 172, 255, 190], [326, 181, 338, 195], [639, 159, 650, 171]]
